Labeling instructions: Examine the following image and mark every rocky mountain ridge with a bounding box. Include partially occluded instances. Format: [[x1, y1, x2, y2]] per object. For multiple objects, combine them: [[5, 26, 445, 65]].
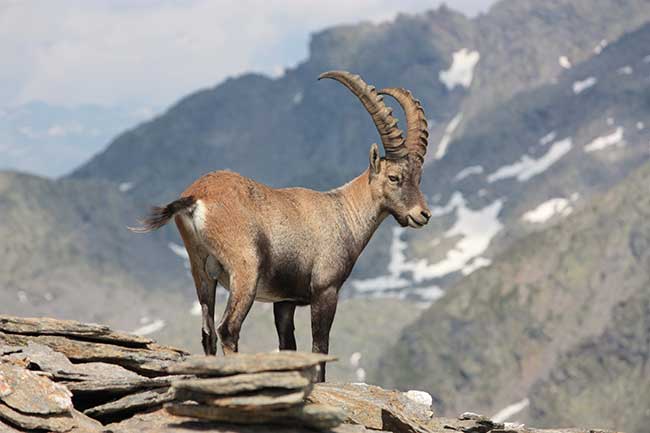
[[0, 314, 622, 433]]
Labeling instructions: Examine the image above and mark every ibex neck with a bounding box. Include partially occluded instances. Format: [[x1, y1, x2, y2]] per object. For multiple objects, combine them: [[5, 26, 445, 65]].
[[332, 169, 388, 256]]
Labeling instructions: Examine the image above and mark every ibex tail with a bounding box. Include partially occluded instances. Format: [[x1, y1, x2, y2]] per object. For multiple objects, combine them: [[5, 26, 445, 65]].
[[129, 196, 196, 233]]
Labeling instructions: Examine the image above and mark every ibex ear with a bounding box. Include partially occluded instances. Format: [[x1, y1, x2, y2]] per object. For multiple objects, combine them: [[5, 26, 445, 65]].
[[369, 143, 381, 174]]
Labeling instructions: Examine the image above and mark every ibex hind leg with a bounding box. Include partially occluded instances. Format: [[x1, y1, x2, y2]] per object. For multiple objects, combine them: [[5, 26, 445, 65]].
[[189, 255, 218, 355], [176, 215, 219, 355], [273, 301, 297, 350], [217, 269, 259, 355]]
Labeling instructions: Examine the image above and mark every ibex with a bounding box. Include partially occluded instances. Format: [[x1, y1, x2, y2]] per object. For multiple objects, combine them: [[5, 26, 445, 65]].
[[132, 71, 431, 381]]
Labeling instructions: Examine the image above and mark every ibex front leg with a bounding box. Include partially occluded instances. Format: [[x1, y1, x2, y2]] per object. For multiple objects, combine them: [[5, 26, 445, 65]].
[[310, 286, 338, 382], [217, 270, 258, 355]]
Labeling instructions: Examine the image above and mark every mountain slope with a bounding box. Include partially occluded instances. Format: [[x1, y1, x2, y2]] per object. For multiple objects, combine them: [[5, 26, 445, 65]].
[[370, 155, 650, 430], [0, 171, 189, 321], [66, 0, 650, 285], [529, 287, 650, 433]]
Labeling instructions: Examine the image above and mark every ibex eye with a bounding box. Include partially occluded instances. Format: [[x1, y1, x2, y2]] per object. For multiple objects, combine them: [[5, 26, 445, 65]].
[[388, 175, 399, 183]]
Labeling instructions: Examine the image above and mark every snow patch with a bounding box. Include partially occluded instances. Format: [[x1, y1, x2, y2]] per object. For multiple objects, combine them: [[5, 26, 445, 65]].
[[131, 319, 165, 336], [292, 91, 303, 105], [461, 257, 492, 275], [637, 122, 645, 131], [572, 77, 597, 94], [118, 182, 133, 192], [539, 131, 556, 146], [454, 165, 483, 181], [190, 301, 202, 316], [439, 49, 480, 90], [558, 56, 572, 69], [487, 138, 572, 183], [584, 127, 624, 152], [617, 65, 633, 75], [435, 112, 463, 160], [355, 368, 366, 382], [349, 352, 362, 368], [492, 398, 530, 423], [606, 117, 615, 126], [522, 198, 573, 224], [593, 39, 608, 54], [644, 54, 650, 64], [17, 291, 28, 304], [168, 242, 189, 259]]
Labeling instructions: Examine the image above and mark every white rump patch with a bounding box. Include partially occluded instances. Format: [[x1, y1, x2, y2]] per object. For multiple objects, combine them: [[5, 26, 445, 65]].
[[572, 77, 597, 94], [492, 398, 530, 423], [558, 56, 572, 69], [435, 112, 463, 159], [439, 49, 480, 90], [193, 200, 207, 232], [584, 127, 624, 152], [487, 138, 572, 183], [455, 165, 483, 181], [131, 319, 165, 336], [522, 198, 573, 224]]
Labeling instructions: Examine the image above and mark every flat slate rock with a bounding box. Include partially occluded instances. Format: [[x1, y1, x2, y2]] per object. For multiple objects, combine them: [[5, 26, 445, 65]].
[[308, 383, 433, 432], [0, 332, 185, 375], [108, 408, 372, 433], [176, 387, 309, 410], [172, 370, 313, 396], [166, 402, 345, 430], [166, 351, 336, 376], [85, 387, 175, 418], [0, 315, 152, 347], [0, 402, 76, 432], [0, 362, 72, 415]]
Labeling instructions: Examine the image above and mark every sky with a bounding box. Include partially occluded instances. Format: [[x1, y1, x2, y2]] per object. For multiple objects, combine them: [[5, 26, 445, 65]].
[[0, 0, 495, 111]]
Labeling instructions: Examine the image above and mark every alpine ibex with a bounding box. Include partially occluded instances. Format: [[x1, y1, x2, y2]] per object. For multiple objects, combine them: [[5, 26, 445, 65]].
[[132, 71, 431, 381]]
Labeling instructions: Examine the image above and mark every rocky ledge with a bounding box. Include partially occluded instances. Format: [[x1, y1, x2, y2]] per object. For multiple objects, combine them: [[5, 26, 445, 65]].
[[0, 315, 621, 433]]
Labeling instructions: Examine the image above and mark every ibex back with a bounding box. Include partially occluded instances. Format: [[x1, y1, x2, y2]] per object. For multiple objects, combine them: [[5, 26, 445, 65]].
[[132, 71, 431, 381]]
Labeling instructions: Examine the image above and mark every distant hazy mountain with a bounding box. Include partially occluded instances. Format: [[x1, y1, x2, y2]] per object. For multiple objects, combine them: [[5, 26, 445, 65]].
[[0, 101, 155, 177], [67, 0, 650, 295], [371, 148, 650, 433]]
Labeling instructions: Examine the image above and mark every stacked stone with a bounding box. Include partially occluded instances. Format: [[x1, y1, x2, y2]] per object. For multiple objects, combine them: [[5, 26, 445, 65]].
[[0, 314, 189, 431], [165, 352, 346, 430]]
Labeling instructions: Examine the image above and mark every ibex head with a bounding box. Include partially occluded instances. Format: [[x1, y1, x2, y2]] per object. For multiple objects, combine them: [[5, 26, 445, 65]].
[[319, 71, 431, 228]]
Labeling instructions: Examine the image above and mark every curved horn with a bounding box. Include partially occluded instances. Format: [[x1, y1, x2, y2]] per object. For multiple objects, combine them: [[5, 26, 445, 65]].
[[319, 71, 408, 160], [378, 88, 429, 163]]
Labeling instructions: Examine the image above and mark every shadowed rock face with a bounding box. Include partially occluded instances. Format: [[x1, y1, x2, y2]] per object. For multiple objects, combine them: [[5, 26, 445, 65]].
[[0, 315, 619, 432]]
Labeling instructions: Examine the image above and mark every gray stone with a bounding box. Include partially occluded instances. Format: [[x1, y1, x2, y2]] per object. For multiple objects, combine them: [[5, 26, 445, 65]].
[[84, 387, 175, 418], [176, 387, 309, 410], [0, 362, 72, 415], [166, 351, 335, 376], [0, 315, 152, 346], [0, 402, 76, 432], [307, 383, 433, 431], [171, 370, 313, 396], [0, 332, 185, 375], [166, 402, 345, 430]]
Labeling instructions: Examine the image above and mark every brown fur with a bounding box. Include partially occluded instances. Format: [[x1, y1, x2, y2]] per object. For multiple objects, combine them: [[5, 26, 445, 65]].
[[132, 72, 431, 382]]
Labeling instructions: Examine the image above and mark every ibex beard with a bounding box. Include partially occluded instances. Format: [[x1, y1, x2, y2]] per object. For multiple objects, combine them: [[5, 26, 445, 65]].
[[131, 71, 431, 382]]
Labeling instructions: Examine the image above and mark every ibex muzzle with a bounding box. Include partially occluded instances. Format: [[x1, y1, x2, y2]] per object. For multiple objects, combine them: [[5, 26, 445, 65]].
[[131, 71, 430, 382]]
